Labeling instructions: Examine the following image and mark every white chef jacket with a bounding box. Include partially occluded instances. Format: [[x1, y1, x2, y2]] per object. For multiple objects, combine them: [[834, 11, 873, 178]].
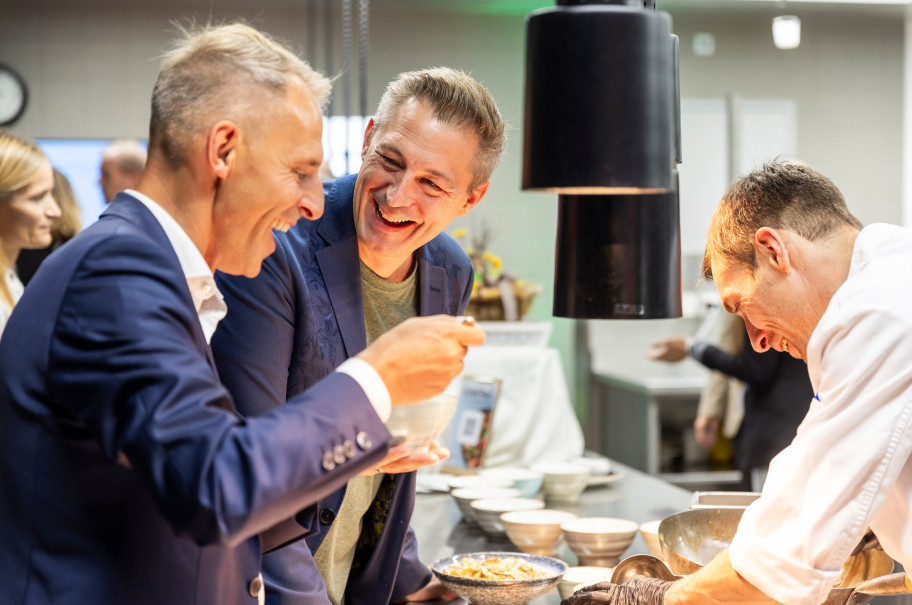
[[729, 223, 912, 605]]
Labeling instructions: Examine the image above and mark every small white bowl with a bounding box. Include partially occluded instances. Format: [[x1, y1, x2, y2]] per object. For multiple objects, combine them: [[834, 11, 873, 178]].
[[385, 393, 458, 453], [639, 520, 664, 560], [560, 517, 639, 567], [447, 475, 515, 492], [479, 467, 544, 498], [451, 487, 522, 522], [471, 498, 545, 536], [557, 566, 615, 600], [530, 462, 592, 502], [500, 509, 578, 555]]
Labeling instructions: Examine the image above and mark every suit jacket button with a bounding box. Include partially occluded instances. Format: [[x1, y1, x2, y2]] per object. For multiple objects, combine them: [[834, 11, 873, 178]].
[[355, 431, 372, 451], [342, 439, 356, 459], [333, 444, 346, 465], [321, 451, 336, 471], [249, 574, 263, 598], [319, 508, 336, 525]]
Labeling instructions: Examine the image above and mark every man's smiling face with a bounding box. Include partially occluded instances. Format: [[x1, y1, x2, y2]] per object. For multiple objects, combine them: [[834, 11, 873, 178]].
[[352, 97, 487, 281]]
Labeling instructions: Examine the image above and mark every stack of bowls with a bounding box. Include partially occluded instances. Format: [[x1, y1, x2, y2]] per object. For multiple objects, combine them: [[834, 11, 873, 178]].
[[447, 475, 515, 491], [471, 498, 545, 536], [530, 462, 592, 502], [638, 520, 664, 560], [560, 517, 639, 566], [479, 467, 544, 498], [451, 487, 522, 523], [500, 509, 577, 555]]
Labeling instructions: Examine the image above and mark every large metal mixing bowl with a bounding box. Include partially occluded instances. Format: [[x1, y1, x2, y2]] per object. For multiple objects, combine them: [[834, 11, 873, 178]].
[[657, 507, 903, 605], [658, 507, 743, 575]]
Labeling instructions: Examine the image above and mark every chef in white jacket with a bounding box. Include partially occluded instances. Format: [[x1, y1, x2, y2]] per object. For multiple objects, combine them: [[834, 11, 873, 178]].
[[565, 160, 912, 605]]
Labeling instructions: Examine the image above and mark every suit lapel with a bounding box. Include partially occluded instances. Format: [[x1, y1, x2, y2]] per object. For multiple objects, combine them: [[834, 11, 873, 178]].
[[418, 250, 448, 316], [103, 194, 221, 376], [317, 177, 368, 356]]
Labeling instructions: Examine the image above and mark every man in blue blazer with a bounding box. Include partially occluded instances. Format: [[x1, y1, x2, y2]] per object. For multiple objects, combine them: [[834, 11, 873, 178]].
[[211, 68, 506, 604], [0, 26, 484, 605]]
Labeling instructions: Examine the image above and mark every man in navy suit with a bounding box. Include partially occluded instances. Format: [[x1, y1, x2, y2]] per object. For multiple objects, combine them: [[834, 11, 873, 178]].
[[211, 68, 505, 604], [0, 24, 484, 605]]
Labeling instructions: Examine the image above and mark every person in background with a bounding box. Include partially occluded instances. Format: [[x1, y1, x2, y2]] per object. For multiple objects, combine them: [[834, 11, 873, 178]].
[[0, 23, 485, 605], [565, 160, 912, 605], [99, 138, 146, 204], [211, 67, 505, 604], [0, 130, 61, 334], [691, 311, 744, 454], [16, 168, 82, 285], [649, 310, 813, 491]]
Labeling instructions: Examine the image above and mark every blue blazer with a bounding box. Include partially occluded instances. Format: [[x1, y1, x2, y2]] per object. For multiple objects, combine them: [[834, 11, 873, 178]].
[[212, 175, 474, 604], [0, 193, 391, 605]]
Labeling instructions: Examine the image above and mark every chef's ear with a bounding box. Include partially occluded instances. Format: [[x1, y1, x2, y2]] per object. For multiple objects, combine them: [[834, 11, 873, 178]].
[[208, 120, 239, 181], [754, 227, 790, 273]]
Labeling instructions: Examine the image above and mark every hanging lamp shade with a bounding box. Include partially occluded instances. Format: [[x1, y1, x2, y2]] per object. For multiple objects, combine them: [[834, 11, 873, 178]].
[[553, 169, 682, 319], [522, 0, 674, 194]]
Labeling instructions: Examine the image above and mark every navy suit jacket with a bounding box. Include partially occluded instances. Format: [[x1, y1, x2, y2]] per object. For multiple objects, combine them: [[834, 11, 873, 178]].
[[0, 193, 391, 605], [212, 174, 474, 604]]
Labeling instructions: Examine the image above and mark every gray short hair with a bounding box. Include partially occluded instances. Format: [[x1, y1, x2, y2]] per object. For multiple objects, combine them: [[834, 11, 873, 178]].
[[373, 67, 505, 191], [702, 159, 863, 281], [149, 22, 331, 164]]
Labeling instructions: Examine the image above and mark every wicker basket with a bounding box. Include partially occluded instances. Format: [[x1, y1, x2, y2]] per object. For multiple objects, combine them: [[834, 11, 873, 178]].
[[465, 282, 543, 321]]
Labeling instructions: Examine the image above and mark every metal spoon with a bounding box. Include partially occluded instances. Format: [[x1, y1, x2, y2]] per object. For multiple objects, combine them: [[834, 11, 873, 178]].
[[611, 554, 681, 584]]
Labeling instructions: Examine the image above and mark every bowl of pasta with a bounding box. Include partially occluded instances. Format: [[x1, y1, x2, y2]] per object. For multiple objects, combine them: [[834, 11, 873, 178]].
[[431, 551, 568, 605]]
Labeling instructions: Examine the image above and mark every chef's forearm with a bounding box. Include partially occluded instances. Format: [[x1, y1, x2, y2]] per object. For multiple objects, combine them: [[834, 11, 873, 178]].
[[664, 550, 776, 605]]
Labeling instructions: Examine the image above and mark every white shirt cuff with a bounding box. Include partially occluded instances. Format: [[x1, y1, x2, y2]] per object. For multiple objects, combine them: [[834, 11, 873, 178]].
[[336, 357, 392, 422]]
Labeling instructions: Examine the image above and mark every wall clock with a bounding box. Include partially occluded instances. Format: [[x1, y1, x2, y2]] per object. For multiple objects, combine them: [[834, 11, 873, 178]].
[[0, 64, 28, 127]]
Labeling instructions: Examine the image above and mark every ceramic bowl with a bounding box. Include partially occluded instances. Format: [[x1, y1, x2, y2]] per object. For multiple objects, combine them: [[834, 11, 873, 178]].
[[432, 551, 568, 605], [560, 517, 639, 567], [385, 393, 458, 453], [470, 497, 545, 536], [529, 462, 592, 501], [639, 520, 664, 560], [479, 467, 544, 498], [446, 475, 515, 492], [500, 509, 578, 555], [557, 566, 616, 599], [450, 487, 522, 522]]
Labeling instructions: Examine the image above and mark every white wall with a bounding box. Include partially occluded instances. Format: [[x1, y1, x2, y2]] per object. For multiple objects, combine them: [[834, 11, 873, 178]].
[[673, 14, 904, 227], [1, 2, 906, 413]]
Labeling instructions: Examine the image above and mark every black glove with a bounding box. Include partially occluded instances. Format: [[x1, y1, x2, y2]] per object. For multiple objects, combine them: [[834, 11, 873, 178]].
[[561, 576, 673, 605]]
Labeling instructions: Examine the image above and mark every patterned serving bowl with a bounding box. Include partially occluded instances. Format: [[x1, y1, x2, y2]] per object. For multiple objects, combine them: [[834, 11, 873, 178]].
[[431, 551, 568, 605]]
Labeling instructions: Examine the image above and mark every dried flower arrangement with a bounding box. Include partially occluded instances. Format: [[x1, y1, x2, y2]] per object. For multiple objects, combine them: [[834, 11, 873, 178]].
[[451, 226, 542, 321]]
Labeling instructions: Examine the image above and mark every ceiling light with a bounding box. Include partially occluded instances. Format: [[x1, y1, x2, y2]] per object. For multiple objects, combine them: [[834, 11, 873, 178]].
[[522, 0, 675, 194], [772, 15, 801, 49], [552, 171, 683, 319]]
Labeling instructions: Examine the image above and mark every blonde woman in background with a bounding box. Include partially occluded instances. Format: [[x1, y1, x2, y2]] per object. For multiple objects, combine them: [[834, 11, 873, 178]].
[[16, 168, 83, 285], [0, 130, 61, 333]]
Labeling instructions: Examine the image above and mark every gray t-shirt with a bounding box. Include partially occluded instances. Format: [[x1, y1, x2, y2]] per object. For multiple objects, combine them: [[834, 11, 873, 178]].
[[313, 256, 419, 604]]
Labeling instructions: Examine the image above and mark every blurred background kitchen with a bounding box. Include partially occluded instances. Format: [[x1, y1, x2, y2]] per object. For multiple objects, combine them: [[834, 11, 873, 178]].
[[2, 0, 908, 488]]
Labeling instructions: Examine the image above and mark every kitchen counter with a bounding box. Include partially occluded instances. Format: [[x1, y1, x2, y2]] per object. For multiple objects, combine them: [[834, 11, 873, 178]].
[[407, 461, 692, 604]]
